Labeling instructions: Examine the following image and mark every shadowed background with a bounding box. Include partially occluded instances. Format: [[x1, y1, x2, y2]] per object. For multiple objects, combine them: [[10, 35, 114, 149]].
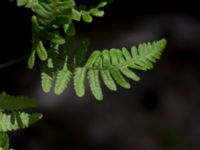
[[0, 0, 200, 150]]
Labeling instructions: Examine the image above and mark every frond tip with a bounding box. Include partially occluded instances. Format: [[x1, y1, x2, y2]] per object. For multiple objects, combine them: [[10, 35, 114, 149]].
[[73, 38, 167, 100]]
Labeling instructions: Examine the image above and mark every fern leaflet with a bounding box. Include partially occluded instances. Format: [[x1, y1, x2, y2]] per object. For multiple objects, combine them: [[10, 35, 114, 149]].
[[0, 112, 42, 132], [73, 67, 86, 97], [54, 63, 72, 95]]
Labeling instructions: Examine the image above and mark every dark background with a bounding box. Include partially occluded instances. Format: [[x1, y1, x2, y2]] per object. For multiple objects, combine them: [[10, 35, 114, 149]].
[[0, 0, 200, 150]]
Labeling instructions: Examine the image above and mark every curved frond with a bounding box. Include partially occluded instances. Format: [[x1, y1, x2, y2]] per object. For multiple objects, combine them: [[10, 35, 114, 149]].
[[73, 39, 166, 100], [16, 0, 166, 100]]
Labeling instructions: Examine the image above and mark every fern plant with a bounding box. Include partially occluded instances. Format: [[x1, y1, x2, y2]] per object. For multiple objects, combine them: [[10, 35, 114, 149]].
[[15, 0, 167, 100], [0, 0, 166, 149]]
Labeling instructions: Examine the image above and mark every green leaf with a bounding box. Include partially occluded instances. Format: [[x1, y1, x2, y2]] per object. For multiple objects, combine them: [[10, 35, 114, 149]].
[[47, 58, 54, 68], [56, 0, 75, 9], [82, 11, 93, 23], [81, 39, 166, 100], [85, 51, 101, 67], [0, 132, 9, 150], [72, 8, 81, 21], [0, 112, 42, 132], [101, 70, 117, 91], [88, 70, 103, 100], [0, 94, 39, 111], [54, 64, 72, 95], [111, 70, 131, 89], [98, 1, 108, 8], [51, 34, 65, 45], [74, 67, 86, 97], [25, 0, 38, 8], [122, 47, 132, 61], [101, 50, 117, 91], [90, 8, 104, 17], [28, 49, 36, 69], [120, 67, 140, 81], [41, 68, 54, 93], [17, 0, 27, 7], [88, 57, 103, 100], [36, 41, 48, 61], [32, 3, 51, 18]]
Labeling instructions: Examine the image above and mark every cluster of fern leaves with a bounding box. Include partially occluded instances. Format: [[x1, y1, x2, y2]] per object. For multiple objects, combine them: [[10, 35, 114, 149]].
[[16, 0, 166, 101], [0, 0, 166, 149], [16, 0, 167, 100], [0, 93, 42, 150]]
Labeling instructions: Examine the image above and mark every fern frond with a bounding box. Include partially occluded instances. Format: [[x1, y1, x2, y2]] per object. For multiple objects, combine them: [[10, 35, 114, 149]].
[[0, 112, 42, 132], [73, 39, 166, 100], [0, 94, 39, 111], [15, 0, 165, 100]]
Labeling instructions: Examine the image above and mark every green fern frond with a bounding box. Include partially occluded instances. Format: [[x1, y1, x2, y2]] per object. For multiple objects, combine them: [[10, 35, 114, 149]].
[[0, 112, 42, 132], [15, 0, 166, 100], [0, 94, 39, 111], [73, 39, 166, 100]]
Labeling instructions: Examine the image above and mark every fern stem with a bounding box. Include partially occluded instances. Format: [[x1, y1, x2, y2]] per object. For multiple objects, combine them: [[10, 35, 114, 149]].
[[0, 54, 29, 69]]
